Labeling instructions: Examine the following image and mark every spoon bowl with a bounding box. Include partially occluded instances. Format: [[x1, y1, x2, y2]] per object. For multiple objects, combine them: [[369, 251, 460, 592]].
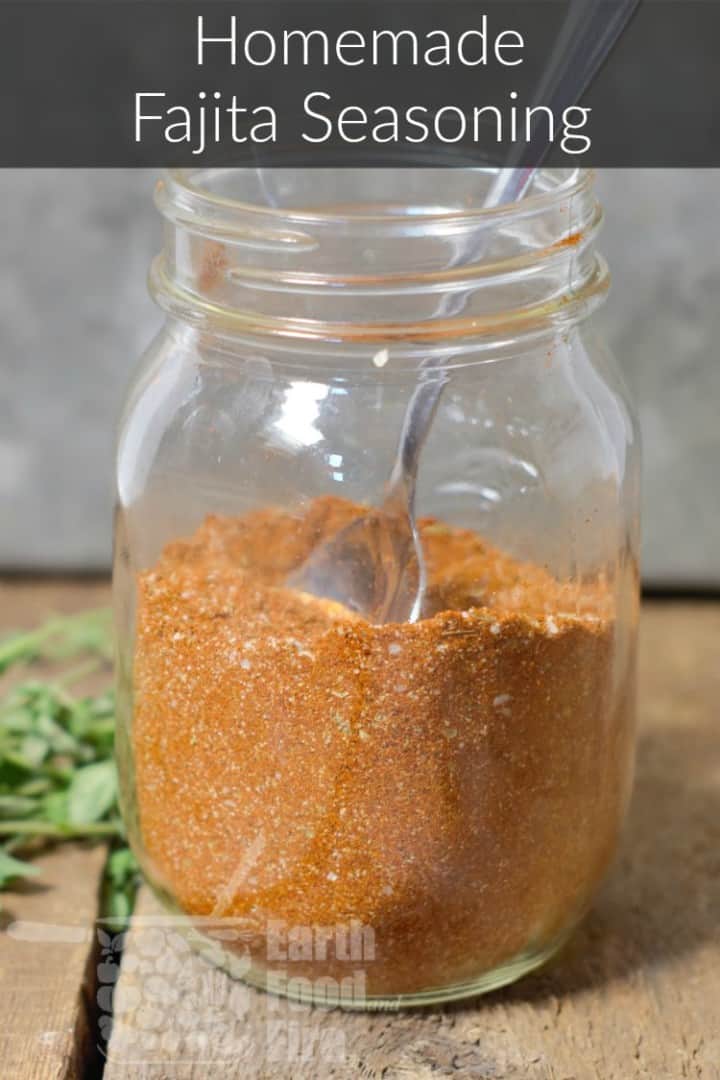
[[290, 359, 447, 625], [290, 498, 423, 625]]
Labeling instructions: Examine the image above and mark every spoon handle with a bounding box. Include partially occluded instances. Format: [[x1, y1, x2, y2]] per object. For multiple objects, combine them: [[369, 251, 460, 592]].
[[383, 361, 450, 518], [381, 165, 536, 518], [383, 0, 640, 515]]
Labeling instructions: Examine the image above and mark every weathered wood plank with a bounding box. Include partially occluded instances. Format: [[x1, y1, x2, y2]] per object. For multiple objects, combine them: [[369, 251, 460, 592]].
[[0, 578, 110, 628], [106, 602, 720, 1080], [0, 580, 111, 1080], [0, 844, 108, 1080]]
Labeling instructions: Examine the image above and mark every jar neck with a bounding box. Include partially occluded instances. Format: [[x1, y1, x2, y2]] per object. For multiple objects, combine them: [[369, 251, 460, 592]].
[[150, 168, 608, 346]]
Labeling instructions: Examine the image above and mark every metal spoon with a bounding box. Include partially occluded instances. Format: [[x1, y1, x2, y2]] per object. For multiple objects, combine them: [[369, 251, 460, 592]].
[[291, 0, 639, 624]]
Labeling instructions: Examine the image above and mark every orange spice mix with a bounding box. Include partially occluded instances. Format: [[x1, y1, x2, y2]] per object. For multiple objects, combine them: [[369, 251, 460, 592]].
[[131, 496, 634, 996]]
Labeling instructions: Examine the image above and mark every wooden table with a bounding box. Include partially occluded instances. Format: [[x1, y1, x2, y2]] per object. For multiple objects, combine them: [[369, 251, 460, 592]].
[[1, 580, 719, 1079]]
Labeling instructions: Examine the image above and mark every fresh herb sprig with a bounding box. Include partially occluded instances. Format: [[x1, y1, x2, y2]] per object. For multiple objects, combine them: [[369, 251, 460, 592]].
[[0, 608, 113, 675], [0, 609, 140, 924]]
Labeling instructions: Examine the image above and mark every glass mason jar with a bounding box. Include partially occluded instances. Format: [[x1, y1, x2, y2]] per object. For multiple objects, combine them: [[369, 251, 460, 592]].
[[114, 167, 640, 1008]]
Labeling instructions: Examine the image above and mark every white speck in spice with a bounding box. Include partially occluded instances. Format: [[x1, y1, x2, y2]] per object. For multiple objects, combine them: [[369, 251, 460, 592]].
[[240, 658, 252, 670], [490, 622, 501, 635], [388, 642, 402, 656], [372, 348, 389, 368], [546, 616, 559, 635], [494, 693, 511, 706], [326, 871, 338, 882]]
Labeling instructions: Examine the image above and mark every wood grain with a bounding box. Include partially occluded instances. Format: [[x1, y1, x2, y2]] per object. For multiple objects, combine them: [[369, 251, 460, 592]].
[[105, 602, 720, 1080], [0, 580, 111, 1080], [0, 578, 110, 629], [0, 844, 107, 1080]]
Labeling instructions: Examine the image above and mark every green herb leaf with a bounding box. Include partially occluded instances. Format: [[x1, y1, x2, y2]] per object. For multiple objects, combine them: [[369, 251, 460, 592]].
[[68, 761, 118, 825], [19, 734, 49, 769], [0, 795, 38, 819], [43, 790, 70, 825], [0, 609, 142, 924], [101, 844, 141, 930], [0, 850, 40, 887], [0, 609, 113, 674], [107, 846, 139, 881]]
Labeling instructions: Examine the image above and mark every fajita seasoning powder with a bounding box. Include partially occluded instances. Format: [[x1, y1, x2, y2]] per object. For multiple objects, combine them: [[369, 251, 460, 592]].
[[129, 497, 635, 1001]]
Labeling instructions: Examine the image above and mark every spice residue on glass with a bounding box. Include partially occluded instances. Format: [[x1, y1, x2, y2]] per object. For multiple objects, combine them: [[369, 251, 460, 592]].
[[131, 496, 632, 996]]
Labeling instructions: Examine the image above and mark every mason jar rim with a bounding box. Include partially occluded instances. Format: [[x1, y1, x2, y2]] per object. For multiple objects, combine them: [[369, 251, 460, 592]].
[[162, 166, 593, 227], [151, 166, 607, 346]]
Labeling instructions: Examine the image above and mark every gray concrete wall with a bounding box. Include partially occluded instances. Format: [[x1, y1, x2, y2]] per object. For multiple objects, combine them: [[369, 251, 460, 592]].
[[1, 170, 718, 586]]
